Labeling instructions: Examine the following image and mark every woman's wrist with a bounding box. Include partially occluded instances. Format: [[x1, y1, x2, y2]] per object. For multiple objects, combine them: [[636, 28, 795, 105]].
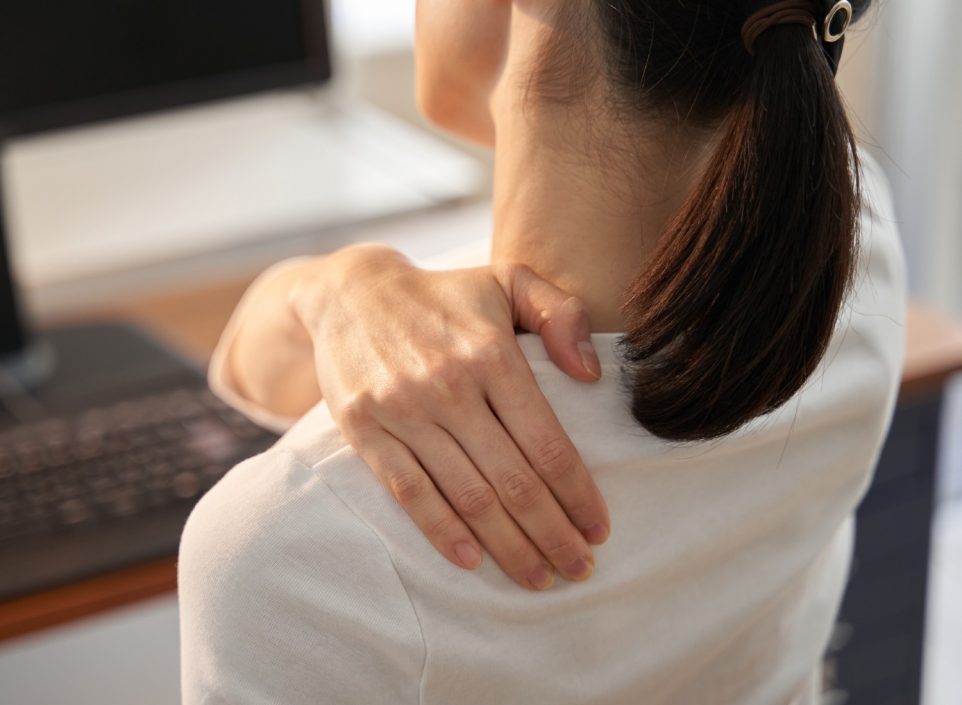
[[288, 243, 414, 340], [223, 256, 324, 417], [226, 244, 412, 410]]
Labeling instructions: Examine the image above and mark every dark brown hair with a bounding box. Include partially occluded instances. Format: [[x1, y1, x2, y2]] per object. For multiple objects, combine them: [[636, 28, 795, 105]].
[[575, 1, 872, 441]]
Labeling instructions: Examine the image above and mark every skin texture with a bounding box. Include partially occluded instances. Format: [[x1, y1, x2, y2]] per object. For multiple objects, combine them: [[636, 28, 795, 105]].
[[294, 247, 611, 587], [417, 1, 710, 330], [227, 0, 712, 588]]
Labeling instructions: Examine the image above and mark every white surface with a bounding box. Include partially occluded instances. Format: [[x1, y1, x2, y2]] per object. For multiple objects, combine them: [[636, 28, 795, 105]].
[[2, 91, 481, 295], [0, 596, 180, 705], [331, 0, 415, 55], [833, 0, 962, 317], [873, 0, 962, 314]]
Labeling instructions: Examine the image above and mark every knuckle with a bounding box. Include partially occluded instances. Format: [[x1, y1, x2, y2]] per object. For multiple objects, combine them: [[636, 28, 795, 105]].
[[373, 384, 417, 418], [562, 296, 588, 318], [496, 261, 531, 283], [501, 470, 544, 510], [564, 496, 597, 521], [453, 483, 499, 520], [389, 471, 431, 506], [507, 543, 540, 570], [425, 363, 470, 405], [338, 393, 376, 429], [470, 337, 512, 374], [426, 513, 461, 540], [533, 437, 577, 482], [539, 537, 580, 563]]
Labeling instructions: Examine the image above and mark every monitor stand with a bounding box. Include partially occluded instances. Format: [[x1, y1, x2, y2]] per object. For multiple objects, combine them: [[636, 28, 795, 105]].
[[0, 336, 55, 397], [0, 159, 28, 359], [0, 151, 206, 429], [0, 322, 207, 430], [0, 158, 54, 403]]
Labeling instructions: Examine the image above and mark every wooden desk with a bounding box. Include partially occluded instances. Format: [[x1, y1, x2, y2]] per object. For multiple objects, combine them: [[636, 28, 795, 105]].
[[1, 285, 962, 645]]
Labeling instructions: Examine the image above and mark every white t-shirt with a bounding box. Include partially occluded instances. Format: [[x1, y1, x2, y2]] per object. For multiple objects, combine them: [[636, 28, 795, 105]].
[[179, 152, 906, 705]]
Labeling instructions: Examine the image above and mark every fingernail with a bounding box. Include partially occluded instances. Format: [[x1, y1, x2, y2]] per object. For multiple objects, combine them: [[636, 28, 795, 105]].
[[577, 340, 602, 380], [583, 523, 609, 544], [454, 542, 482, 569], [562, 297, 601, 380], [527, 565, 554, 590], [566, 557, 593, 580]]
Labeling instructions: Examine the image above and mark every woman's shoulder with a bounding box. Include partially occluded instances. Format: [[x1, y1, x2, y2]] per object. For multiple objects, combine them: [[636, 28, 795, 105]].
[[179, 445, 378, 599], [179, 398, 390, 579], [856, 147, 907, 302], [841, 147, 908, 398], [178, 443, 426, 704]]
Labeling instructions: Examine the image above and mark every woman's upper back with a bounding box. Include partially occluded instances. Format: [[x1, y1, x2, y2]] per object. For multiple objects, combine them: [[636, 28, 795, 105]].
[[178, 151, 906, 705]]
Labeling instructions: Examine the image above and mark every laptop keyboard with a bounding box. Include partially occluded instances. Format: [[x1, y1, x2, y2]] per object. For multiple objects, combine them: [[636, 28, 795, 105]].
[[0, 386, 276, 592]]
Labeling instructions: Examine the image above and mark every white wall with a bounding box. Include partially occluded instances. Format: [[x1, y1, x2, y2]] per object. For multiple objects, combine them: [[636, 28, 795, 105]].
[[330, 0, 414, 54], [839, 0, 962, 314]]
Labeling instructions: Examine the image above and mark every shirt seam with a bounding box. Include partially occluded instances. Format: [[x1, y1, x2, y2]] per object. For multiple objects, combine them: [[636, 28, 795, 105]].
[[281, 450, 427, 705]]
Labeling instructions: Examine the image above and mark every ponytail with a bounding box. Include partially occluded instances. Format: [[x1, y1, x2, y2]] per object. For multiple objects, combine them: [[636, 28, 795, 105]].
[[592, 2, 868, 441]]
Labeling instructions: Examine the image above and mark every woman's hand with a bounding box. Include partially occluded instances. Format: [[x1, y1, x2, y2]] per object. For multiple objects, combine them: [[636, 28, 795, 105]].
[[225, 243, 610, 589], [288, 244, 609, 590]]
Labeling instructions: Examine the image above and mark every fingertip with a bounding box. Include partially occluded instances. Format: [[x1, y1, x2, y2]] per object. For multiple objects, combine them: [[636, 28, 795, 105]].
[[577, 341, 602, 381], [583, 523, 609, 545], [543, 296, 601, 383], [541, 337, 599, 383], [564, 557, 594, 582], [526, 565, 555, 590], [454, 541, 483, 569], [547, 347, 599, 383]]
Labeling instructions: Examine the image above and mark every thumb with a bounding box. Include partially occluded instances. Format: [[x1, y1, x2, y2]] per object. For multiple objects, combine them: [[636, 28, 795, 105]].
[[493, 263, 601, 382]]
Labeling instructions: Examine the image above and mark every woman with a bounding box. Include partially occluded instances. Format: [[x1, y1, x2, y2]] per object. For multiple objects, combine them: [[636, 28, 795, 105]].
[[179, 1, 905, 703]]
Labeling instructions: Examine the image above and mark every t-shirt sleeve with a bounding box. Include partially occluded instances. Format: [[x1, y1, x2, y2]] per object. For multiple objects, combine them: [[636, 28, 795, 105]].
[[178, 449, 425, 705], [207, 257, 312, 434]]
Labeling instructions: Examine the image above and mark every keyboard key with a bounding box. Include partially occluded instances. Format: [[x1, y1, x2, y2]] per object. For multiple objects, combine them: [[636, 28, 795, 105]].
[[172, 471, 201, 500], [0, 385, 274, 546], [58, 499, 94, 526]]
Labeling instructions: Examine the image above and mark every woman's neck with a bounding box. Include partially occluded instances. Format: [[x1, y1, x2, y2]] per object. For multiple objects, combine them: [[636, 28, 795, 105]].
[[489, 110, 713, 333], [487, 10, 710, 333]]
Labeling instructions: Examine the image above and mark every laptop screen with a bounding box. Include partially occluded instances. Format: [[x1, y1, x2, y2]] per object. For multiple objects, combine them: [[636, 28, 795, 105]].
[[0, 0, 331, 136]]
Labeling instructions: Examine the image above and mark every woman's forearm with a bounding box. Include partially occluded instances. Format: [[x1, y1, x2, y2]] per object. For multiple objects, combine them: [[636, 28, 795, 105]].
[[220, 246, 418, 420], [224, 257, 324, 418]]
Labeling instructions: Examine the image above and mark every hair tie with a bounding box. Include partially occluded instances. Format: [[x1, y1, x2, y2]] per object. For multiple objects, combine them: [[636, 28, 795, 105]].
[[741, 0, 854, 74], [741, 0, 817, 56]]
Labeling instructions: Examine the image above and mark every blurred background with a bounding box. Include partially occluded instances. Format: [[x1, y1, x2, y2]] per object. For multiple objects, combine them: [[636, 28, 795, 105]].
[[0, 1, 959, 704]]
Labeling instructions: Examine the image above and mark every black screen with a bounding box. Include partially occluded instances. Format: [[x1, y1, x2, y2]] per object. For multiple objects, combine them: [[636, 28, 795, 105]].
[[0, 0, 330, 355], [0, 185, 26, 355], [0, 0, 330, 135]]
